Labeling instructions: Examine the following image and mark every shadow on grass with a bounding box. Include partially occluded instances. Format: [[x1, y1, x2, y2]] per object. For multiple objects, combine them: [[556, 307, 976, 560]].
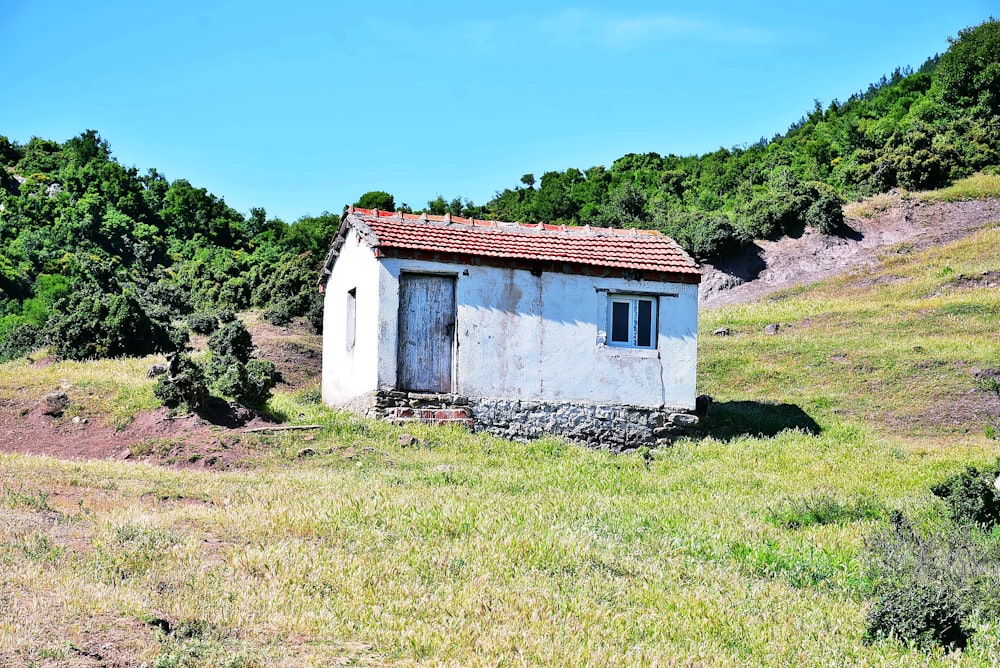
[[705, 401, 821, 441]]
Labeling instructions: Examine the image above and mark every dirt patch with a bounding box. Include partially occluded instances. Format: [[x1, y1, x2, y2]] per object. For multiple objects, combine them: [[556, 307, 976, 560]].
[[946, 270, 1000, 290], [0, 399, 275, 469], [245, 316, 322, 391], [883, 384, 1000, 439], [1, 317, 321, 469], [700, 198, 1000, 308]]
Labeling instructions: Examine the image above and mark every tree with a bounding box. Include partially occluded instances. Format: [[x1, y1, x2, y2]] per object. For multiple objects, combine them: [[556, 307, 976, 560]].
[[934, 19, 1000, 114], [355, 190, 395, 211]]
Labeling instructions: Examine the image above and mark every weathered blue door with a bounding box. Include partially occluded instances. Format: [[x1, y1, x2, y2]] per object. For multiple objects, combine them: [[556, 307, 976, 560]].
[[397, 274, 455, 392]]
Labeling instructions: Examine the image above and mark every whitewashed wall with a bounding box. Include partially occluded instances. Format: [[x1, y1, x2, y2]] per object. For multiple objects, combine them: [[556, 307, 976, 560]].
[[375, 258, 698, 410], [321, 228, 383, 406]]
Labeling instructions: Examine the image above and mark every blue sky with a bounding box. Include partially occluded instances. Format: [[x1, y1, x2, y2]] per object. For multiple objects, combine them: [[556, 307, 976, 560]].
[[2, 1, 995, 221]]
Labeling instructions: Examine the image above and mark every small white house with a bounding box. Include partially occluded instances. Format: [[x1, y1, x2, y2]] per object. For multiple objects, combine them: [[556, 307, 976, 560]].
[[318, 207, 702, 449]]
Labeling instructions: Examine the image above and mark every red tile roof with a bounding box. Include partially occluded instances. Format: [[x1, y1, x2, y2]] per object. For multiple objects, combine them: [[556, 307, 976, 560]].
[[339, 207, 700, 280]]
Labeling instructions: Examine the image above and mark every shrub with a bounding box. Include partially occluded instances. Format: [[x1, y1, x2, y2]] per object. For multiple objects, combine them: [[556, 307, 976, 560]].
[[47, 283, 173, 360], [306, 291, 324, 334], [930, 459, 1000, 529], [261, 305, 293, 326], [804, 191, 845, 234], [203, 319, 276, 407], [153, 354, 208, 413], [241, 359, 277, 406], [865, 512, 1000, 650], [207, 321, 254, 366], [186, 311, 218, 335], [0, 321, 40, 362]]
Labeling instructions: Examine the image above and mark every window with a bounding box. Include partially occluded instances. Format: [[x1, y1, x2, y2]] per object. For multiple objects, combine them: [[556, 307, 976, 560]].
[[607, 295, 657, 348], [346, 288, 356, 351]]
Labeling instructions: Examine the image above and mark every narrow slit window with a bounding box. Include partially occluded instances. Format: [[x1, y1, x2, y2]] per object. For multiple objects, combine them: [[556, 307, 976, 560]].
[[607, 295, 657, 349], [346, 288, 356, 351]]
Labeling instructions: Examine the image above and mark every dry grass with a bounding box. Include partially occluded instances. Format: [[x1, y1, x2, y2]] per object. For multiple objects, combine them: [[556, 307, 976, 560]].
[[843, 191, 907, 219]]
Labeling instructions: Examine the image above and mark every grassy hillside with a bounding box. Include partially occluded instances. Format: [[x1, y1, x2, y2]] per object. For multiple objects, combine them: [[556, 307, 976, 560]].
[[1, 224, 999, 665]]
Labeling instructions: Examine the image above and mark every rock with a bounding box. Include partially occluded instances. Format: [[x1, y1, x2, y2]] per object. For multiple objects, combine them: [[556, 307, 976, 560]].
[[764, 323, 780, 335], [669, 413, 701, 427], [712, 327, 730, 336], [398, 433, 419, 447], [41, 391, 69, 416], [695, 394, 713, 418], [147, 363, 168, 378], [296, 447, 317, 458]]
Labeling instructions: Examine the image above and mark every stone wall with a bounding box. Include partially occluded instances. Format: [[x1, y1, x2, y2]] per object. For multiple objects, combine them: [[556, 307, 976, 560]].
[[360, 389, 706, 451], [468, 397, 702, 451]]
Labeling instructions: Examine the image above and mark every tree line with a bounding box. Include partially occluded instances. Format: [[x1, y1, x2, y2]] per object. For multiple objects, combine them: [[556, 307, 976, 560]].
[[0, 130, 338, 362], [2, 19, 997, 363]]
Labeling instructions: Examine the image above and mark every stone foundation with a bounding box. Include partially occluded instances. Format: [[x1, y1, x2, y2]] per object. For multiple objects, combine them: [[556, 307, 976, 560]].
[[359, 390, 706, 450], [366, 390, 475, 428], [468, 397, 702, 450]]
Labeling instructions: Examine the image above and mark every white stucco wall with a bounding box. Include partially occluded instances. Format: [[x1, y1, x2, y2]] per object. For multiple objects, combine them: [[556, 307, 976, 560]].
[[321, 228, 383, 406], [374, 258, 699, 410]]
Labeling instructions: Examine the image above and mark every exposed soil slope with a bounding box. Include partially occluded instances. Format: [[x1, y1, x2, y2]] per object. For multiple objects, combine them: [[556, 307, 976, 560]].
[[700, 196, 1000, 308]]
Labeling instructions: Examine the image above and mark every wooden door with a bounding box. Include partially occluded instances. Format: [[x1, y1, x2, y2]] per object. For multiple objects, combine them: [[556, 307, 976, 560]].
[[397, 274, 455, 392]]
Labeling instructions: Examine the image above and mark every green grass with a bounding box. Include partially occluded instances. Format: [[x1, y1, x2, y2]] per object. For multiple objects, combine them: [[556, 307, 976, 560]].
[[918, 173, 1000, 202], [0, 225, 999, 664]]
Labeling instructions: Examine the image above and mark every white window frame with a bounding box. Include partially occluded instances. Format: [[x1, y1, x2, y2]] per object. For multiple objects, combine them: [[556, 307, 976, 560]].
[[607, 294, 657, 349]]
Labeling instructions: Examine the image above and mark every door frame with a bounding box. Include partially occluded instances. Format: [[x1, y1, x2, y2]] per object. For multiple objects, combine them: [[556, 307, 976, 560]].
[[396, 271, 458, 393]]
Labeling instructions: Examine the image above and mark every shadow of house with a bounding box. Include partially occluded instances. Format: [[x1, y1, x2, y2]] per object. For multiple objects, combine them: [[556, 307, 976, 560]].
[[704, 401, 821, 441]]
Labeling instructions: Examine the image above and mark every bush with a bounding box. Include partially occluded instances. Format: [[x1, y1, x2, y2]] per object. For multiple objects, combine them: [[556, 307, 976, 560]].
[[261, 305, 293, 326], [0, 321, 40, 362], [186, 311, 218, 335], [153, 354, 208, 413], [241, 359, 277, 406], [931, 459, 1000, 529], [306, 291, 324, 334], [207, 321, 254, 366], [804, 190, 845, 234], [865, 512, 1000, 650], [203, 319, 276, 407], [47, 283, 173, 360]]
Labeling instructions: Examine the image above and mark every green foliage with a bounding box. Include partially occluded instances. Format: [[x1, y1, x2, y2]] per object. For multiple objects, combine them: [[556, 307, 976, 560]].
[[864, 513, 1000, 650], [355, 190, 395, 211], [934, 19, 1000, 114], [46, 283, 172, 360], [203, 320, 276, 407], [930, 459, 1000, 529], [804, 193, 845, 234], [0, 131, 336, 361], [305, 291, 324, 334], [207, 321, 254, 365], [186, 311, 218, 335], [153, 354, 209, 413], [0, 321, 40, 362]]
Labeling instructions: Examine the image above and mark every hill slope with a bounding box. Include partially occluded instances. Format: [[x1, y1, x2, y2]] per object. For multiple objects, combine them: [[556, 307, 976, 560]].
[[701, 183, 1000, 307]]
